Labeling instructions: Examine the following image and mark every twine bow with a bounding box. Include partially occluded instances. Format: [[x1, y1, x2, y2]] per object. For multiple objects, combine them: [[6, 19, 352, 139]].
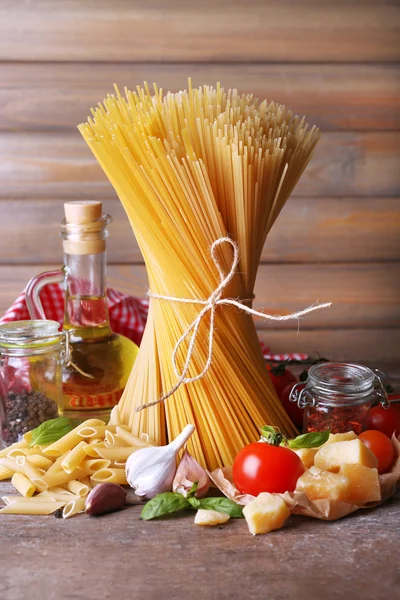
[[137, 237, 331, 412]]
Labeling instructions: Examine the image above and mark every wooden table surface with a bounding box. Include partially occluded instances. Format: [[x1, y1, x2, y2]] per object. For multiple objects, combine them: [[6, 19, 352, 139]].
[[0, 480, 399, 600]]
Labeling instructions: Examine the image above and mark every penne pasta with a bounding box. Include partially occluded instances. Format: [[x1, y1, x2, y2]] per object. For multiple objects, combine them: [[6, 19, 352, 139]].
[[94, 446, 136, 462], [116, 427, 152, 448], [61, 441, 89, 474], [0, 500, 65, 515], [45, 452, 69, 476], [0, 456, 43, 481], [62, 496, 87, 519], [66, 479, 90, 497], [77, 425, 120, 439], [38, 489, 77, 502], [83, 459, 111, 474], [108, 405, 121, 426], [16, 454, 53, 470], [83, 442, 105, 458], [0, 439, 29, 459], [42, 419, 106, 457], [90, 468, 128, 486], [80, 476, 92, 491], [11, 473, 36, 497]]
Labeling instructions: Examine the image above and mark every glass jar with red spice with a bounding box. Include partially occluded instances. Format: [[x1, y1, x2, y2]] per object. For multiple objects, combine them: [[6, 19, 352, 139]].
[[290, 362, 388, 435]]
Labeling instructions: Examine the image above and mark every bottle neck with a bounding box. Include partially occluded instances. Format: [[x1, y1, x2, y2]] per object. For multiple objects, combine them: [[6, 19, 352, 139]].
[[63, 251, 111, 336]]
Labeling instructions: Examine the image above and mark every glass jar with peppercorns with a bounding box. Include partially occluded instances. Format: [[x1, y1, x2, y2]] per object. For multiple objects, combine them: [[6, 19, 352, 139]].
[[290, 362, 389, 435], [0, 320, 64, 446]]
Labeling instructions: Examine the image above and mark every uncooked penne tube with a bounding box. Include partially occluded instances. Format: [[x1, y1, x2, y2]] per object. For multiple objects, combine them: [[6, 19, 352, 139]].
[[90, 468, 128, 485], [42, 419, 106, 457], [108, 405, 121, 426], [0, 500, 65, 515], [0, 439, 29, 459], [32, 458, 110, 492], [0, 457, 42, 481], [77, 425, 120, 439], [63, 496, 87, 519], [66, 479, 90, 497], [94, 446, 136, 462], [83, 442, 105, 458], [61, 441, 89, 474], [45, 452, 69, 476], [80, 476, 92, 491], [11, 473, 36, 497], [37, 490, 77, 502], [116, 427, 152, 448]]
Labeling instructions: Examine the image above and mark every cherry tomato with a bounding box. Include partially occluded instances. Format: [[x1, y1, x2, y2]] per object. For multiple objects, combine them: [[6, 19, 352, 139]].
[[232, 441, 305, 496], [389, 395, 400, 415], [359, 430, 395, 474], [267, 364, 297, 397], [279, 382, 304, 428], [366, 405, 400, 438]]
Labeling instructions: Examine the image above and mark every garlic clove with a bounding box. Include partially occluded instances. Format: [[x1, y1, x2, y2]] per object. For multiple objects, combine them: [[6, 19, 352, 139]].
[[125, 424, 195, 499], [173, 449, 210, 499]]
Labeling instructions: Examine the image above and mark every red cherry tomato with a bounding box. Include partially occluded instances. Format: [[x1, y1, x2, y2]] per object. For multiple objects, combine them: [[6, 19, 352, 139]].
[[359, 430, 395, 474], [279, 382, 304, 428], [366, 405, 400, 438], [267, 364, 297, 397], [232, 441, 305, 496]]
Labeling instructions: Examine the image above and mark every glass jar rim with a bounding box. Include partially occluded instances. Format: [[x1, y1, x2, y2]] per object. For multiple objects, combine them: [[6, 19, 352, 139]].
[[0, 320, 62, 347], [306, 362, 375, 403]]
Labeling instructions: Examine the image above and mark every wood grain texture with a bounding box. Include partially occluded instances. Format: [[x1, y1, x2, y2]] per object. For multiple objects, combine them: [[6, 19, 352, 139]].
[[1, 62, 399, 131], [1, 131, 399, 199], [0, 0, 399, 62], [1, 197, 400, 265], [1, 263, 399, 331], [0, 483, 398, 600]]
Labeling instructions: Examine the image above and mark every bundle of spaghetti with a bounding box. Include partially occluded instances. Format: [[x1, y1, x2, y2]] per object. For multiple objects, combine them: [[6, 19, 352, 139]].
[[78, 81, 320, 470]]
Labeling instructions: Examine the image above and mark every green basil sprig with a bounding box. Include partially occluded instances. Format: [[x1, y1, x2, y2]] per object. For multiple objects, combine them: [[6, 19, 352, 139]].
[[140, 485, 243, 521], [288, 430, 330, 449], [29, 417, 80, 447]]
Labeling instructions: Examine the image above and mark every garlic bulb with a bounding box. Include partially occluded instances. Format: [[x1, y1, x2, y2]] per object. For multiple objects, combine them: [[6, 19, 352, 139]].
[[125, 424, 195, 499], [173, 450, 210, 498]]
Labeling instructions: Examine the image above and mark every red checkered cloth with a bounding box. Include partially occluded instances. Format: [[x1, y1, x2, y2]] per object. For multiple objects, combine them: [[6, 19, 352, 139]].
[[0, 284, 307, 362]]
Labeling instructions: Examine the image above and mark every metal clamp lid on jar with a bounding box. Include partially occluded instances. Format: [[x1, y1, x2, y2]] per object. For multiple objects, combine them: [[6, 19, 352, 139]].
[[289, 362, 389, 410]]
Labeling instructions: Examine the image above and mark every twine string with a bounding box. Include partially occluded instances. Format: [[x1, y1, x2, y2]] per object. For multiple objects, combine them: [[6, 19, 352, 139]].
[[136, 237, 331, 412]]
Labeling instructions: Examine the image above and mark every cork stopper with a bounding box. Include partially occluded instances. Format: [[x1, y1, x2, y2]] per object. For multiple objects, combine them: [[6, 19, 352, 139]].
[[64, 201, 103, 224], [62, 201, 107, 255]]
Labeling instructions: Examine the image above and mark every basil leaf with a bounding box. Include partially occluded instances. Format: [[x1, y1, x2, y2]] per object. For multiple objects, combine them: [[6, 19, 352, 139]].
[[196, 497, 244, 518], [288, 430, 330, 449], [188, 496, 201, 509], [140, 492, 190, 520], [29, 417, 80, 447]]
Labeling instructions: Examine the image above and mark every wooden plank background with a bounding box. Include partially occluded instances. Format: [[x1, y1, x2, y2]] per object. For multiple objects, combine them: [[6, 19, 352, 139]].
[[0, 0, 399, 365]]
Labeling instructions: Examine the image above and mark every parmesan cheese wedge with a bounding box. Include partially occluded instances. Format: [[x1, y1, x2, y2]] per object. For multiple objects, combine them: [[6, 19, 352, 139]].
[[296, 466, 350, 501], [243, 493, 290, 535], [194, 509, 230, 526], [314, 439, 378, 473], [294, 447, 318, 469], [324, 432, 358, 445], [339, 463, 381, 505]]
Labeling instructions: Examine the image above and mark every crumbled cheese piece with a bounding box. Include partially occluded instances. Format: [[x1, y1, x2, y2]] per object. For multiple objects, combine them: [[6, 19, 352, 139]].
[[296, 466, 350, 501], [243, 493, 290, 535], [194, 509, 230, 526], [294, 447, 318, 469], [314, 439, 378, 472], [324, 431, 358, 445], [339, 463, 381, 505]]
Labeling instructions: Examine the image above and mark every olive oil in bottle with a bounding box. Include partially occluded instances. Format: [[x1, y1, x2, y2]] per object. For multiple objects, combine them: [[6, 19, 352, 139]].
[[26, 201, 139, 421]]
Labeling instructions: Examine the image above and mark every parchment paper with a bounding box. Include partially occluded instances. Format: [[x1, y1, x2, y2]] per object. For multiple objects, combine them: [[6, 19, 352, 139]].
[[210, 436, 400, 521]]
